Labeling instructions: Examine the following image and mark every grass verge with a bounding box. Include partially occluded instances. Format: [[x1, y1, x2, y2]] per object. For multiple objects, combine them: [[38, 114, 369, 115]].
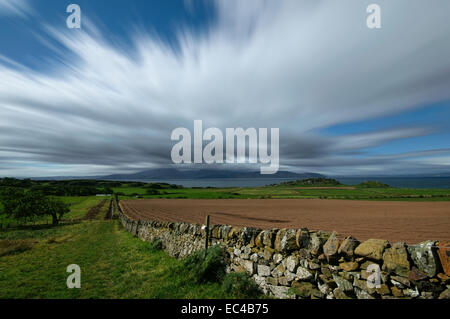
[[0, 220, 263, 299]]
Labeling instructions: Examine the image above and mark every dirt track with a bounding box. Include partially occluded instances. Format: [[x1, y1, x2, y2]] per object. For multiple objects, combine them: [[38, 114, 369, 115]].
[[83, 199, 108, 220], [120, 199, 450, 244]]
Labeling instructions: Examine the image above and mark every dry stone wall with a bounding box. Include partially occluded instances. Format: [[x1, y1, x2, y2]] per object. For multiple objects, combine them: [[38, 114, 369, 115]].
[[118, 206, 450, 299]]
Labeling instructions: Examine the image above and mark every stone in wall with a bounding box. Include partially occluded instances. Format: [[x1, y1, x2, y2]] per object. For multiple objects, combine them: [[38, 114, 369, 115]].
[[239, 259, 255, 275], [295, 228, 310, 248], [407, 240, 440, 277], [257, 264, 271, 277], [296, 267, 313, 280], [354, 239, 389, 261], [323, 231, 340, 258], [264, 229, 278, 248], [271, 264, 285, 277], [339, 261, 359, 272], [227, 227, 242, 241], [210, 225, 220, 238], [220, 225, 232, 239], [439, 289, 450, 299], [308, 231, 330, 256], [291, 281, 322, 299], [254, 231, 264, 248], [263, 247, 274, 261], [274, 229, 297, 253], [382, 242, 410, 277], [241, 227, 260, 246], [285, 256, 298, 273], [390, 275, 410, 288], [273, 253, 283, 264], [333, 288, 351, 299], [332, 274, 353, 292], [338, 236, 359, 256], [268, 285, 292, 299]]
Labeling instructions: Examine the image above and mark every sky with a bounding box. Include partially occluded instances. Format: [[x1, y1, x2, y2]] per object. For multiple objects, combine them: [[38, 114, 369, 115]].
[[0, 0, 450, 177]]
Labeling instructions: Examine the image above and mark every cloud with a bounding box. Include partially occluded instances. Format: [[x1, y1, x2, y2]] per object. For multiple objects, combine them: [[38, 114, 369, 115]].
[[0, 0, 450, 177], [0, 0, 31, 17]]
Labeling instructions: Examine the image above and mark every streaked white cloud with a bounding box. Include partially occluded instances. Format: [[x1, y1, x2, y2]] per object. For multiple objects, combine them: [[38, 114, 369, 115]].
[[0, 0, 450, 177], [0, 0, 31, 17]]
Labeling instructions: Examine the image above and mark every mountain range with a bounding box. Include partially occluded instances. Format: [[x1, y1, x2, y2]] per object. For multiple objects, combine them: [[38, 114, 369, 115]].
[[101, 168, 324, 180], [32, 168, 324, 181]]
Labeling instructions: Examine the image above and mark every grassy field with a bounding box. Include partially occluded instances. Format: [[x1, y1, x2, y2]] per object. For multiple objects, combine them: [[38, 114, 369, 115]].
[[0, 218, 260, 299], [114, 183, 450, 201], [59, 196, 109, 220]]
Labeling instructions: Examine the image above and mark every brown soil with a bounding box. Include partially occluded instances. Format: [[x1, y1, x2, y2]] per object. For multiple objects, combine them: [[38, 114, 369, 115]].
[[119, 199, 450, 244], [83, 199, 108, 220], [104, 200, 113, 220]]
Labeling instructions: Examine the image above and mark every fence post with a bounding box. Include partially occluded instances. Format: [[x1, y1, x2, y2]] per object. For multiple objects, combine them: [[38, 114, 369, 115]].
[[204, 215, 210, 258]]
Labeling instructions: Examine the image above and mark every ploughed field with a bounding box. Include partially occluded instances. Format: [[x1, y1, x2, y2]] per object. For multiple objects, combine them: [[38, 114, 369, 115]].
[[120, 199, 450, 244]]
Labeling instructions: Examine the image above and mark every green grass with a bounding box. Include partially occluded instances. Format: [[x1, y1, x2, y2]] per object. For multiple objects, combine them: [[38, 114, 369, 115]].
[[112, 187, 148, 195], [0, 202, 12, 226], [60, 196, 108, 220], [103, 178, 450, 201], [0, 220, 259, 299], [114, 185, 450, 201], [96, 199, 111, 220]]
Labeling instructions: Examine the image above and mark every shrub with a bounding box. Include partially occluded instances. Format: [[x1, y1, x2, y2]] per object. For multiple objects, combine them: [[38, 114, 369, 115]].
[[150, 238, 163, 250], [180, 245, 226, 283], [280, 178, 342, 187], [357, 181, 390, 188], [146, 189, 160, 195], [137, 238, 163, 253], [222, 272, 261, 298]]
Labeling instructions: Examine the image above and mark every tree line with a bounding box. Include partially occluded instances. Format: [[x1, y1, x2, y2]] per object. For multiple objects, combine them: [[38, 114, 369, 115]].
[[0, 178, 113, 196]]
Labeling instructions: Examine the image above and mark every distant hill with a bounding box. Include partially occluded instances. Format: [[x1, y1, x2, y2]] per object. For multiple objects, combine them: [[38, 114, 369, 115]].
[[101, 168, 324, 180], [273, 178, 342, 187], [356, 180, 390, 188]]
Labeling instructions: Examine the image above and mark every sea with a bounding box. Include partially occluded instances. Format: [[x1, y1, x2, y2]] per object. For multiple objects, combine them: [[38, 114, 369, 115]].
[[129, 177, 450, 189]]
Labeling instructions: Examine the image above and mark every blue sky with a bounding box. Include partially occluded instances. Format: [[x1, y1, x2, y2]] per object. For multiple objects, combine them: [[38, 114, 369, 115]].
[[0, 0, 450, 177], [0, 0, 214, 70]]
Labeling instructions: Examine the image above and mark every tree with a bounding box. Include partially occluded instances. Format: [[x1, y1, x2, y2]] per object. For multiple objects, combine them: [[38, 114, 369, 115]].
[[0, 187, 25, 199], [146, 189, 160, 195], [3, 191, 42, 224], [43, 198, 70, 225], [2, 191, 69, 225]]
